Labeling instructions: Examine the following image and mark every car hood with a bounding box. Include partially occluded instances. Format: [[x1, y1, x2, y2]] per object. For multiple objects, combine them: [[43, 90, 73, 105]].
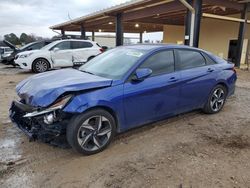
[[3, 40, 17, 51], [16, 69, 113, 107], [17, 50, 40, 56]]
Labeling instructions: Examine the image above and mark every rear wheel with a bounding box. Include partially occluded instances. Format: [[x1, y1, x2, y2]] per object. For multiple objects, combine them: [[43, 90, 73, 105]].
[[203, 84, 227, 114], [32, 58, 50, 73], [87, 56, 95, 62], [67, 109, 116, 155]]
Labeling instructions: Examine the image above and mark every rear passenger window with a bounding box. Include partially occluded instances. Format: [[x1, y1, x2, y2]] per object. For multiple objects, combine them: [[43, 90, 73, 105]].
[[202, 53, 217, 65], [52, 41, 71, 50], [72, 41, 93, 49], [177, 50, 206, 70], [140, 50, 174, 76]]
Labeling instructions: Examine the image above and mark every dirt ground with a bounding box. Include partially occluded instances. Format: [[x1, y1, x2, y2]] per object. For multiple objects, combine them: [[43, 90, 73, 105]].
[[0, 64, 250, 188]]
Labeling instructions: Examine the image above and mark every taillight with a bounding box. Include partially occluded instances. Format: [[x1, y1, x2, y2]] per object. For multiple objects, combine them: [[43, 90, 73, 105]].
[[99, 48, 104, 53]]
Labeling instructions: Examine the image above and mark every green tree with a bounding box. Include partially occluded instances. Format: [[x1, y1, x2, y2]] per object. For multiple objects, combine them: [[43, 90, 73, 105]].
[[19, 33, 29, 44], [20, 33, 36, 44]]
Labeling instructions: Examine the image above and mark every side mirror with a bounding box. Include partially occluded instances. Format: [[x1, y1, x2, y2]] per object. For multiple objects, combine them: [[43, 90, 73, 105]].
[[53, 47, 60, 52], [132, 68, 152, 82], [27, 48, 32, 51]]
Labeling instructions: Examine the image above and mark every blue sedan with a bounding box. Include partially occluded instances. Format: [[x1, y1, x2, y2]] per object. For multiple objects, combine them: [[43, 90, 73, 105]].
[[9, 44, 237, 155]]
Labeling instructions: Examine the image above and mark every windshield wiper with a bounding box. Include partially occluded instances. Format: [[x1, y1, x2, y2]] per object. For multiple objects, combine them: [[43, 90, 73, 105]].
[[81, 70, 95, 75]]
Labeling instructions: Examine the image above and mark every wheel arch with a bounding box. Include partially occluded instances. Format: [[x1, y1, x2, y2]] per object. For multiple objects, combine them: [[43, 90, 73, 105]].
[[32, 57, 52, 69], [87, 55, 96, 62], [216, 81, 229, 94], [82, 105, 120, 132]]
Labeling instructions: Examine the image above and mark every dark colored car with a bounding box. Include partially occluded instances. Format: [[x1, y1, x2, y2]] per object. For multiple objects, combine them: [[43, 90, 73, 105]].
[[9, 44, 237, 155], [2, 40, 56, 66]]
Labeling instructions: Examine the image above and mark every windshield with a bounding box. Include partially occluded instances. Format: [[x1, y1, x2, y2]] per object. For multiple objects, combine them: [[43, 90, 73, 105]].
[[5, 48, 13, 52], [19, 42, 36, 50], [79, 48, 146, 79]]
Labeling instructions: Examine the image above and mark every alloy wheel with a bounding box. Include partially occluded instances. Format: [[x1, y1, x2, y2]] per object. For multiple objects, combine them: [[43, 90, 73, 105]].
[[35, 60, 48, 72], [77, 116, 112, 151], [210, 88, 225, 112]]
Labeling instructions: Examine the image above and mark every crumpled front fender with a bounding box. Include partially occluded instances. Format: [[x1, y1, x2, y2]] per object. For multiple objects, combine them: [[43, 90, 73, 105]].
[[62, 84, 125, 132], [62, 95, 89, 113]]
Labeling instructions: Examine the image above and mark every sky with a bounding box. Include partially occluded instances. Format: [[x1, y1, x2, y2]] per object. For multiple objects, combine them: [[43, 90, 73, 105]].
[[0, 0, 162, 41]]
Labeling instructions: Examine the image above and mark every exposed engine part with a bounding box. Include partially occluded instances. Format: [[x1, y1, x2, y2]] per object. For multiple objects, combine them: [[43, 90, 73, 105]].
[[44, 112, 56, 124]]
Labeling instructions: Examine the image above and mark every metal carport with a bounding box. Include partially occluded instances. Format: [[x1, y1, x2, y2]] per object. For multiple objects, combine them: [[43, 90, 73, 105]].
[[50, 0, 250, 67]]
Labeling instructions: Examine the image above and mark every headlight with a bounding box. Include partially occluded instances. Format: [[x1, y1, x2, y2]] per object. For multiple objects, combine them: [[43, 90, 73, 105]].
[[23, 95, 72, 118], [49, 95, 72, 109], [19, 53, 33, 58]]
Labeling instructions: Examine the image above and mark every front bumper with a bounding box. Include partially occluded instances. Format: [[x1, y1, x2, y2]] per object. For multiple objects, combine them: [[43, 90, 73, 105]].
[[14, 59, 31, 69], [9, 100, 69, 142]]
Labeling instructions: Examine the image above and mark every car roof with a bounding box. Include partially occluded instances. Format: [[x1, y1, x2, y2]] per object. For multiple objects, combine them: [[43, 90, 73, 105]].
[[60, 39, 94, 42], [121, 44, 204, 52]]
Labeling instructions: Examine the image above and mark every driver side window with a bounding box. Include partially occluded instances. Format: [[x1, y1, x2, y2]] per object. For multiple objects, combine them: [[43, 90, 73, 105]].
[[140, 50, 175, 76], [52, 41, 71, 50]]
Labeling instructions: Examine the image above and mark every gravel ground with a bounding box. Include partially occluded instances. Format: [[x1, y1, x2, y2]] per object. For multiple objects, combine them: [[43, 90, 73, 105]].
[[0, 64, 250, 188]]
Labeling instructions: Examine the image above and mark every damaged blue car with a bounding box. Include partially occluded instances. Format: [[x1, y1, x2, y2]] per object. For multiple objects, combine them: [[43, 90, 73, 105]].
[[9, 44, 237, 155]]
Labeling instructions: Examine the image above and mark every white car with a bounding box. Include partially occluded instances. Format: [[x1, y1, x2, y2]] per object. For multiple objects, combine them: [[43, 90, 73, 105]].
[[15, 39, 103, 73]]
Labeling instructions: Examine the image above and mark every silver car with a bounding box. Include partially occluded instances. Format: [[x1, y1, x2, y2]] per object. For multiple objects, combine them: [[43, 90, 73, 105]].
[[0, 47, 13, 62]]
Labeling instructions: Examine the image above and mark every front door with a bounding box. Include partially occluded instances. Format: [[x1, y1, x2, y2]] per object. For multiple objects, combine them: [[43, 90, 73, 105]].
[[51, 41, 73, 67], [123, 50, 181, 129], [71, 41, 99, 64]]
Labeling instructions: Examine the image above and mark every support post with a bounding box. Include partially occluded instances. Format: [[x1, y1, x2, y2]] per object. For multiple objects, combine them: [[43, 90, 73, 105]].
[[179, 0, 195, 46], [184, 0, 193, 45], [193, 0, 202, 48], [235, 3, 248, 67], [116, 13, 123, 46], [139, 32, 143, 43], [92, 31, 95, 41], [80, 25, 86, 39], [61, 29, 65, 37]]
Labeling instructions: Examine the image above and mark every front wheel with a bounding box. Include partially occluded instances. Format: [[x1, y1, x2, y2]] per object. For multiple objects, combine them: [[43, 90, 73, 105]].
[[203, 84, 227, 114], [66, 109, 116, 155], [32, 58, 50, 73]]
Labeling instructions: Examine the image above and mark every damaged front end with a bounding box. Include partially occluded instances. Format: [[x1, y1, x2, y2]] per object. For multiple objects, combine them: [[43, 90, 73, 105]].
[[9, 95, 73, 142]]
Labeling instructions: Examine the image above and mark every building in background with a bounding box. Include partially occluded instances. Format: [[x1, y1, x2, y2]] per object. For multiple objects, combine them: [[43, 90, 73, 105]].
[[87, 34, 139, 48], [50, 0, 250, 68]]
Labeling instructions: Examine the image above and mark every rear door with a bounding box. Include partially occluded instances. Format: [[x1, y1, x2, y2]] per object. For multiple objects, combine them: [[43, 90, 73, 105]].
[[123, 50, 181, 128], [176, 49, 217, 111], [72, 41, 98, 64], [50, 41, 73, 67]]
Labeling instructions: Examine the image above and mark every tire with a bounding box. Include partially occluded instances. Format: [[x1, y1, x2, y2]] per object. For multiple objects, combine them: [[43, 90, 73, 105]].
[[32, 58, 50, 73], [87, 56, 95, 62], [2, 60, 8, 65], [66, 109, 116, 155], [8, 60, 16, 67], [203, 84, 227, 114]]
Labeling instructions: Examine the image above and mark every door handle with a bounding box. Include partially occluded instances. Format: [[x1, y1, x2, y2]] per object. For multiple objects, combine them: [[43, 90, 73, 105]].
[[168, 77, 178, 83], [207, 68, 214, 72]]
